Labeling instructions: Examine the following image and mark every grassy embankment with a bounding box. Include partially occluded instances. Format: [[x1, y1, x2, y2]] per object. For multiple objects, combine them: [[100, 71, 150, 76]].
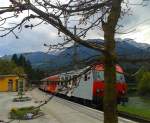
[[118, 83, 150, 120]]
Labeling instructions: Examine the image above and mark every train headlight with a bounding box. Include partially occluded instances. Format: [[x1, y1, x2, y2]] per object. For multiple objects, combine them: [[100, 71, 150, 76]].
[[96, 89, 100, 93], [122, 90, 125, 94], [96, 89, 104, 94]]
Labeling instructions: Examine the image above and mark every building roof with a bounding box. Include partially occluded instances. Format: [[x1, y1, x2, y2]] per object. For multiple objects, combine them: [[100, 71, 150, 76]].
[[0, 75, 18, 79], [0, 74, 18, 78]]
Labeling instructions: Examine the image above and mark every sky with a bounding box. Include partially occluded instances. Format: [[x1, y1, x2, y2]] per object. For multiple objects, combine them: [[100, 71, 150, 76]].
[[0, 0, 150, 56]]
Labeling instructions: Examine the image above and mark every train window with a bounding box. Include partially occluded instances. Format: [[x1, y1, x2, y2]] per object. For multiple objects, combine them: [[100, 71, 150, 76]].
[[62, 76, 64, 80], [72, 76, 77, 85], [116, 73, 125, 83], [65, 76, 68, 80], [93, 71, 125, 83], [87, 72, 90, 79], [68, 81, 71, 85], [73, 76, 77, 81], [84, 74, 88, 81], [74, 81, 77, 86]]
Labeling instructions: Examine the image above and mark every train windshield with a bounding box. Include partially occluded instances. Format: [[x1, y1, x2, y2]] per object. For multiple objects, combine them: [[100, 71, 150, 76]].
[[94, 71, 125, 83], [94, 71, 104, 81], [116, 73, 125, 83]]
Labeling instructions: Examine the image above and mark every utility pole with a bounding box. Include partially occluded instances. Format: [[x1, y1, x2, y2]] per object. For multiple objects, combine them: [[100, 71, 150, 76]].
[[73, 25, 78, 71]]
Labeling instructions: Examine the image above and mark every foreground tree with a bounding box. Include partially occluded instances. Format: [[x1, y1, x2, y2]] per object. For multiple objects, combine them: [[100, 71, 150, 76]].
[[0, 0, 147, 123]]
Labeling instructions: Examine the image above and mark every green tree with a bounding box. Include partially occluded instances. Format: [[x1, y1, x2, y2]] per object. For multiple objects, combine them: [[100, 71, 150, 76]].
[[18, 54, 26, 67], [11, 54, 45, 82], [13, 66, 25, 77], [135, 67, 147, 81], [137, 71, 150, 96], [0, 59, 24, 75]]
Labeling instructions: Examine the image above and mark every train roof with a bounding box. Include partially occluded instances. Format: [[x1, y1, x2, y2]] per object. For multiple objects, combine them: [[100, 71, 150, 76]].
[[41, 75, 60, 81], [95, 64, 124, 73], [60, 64, 124, 76], [60, 66, 90, 76], [41, 64, 124, 81]]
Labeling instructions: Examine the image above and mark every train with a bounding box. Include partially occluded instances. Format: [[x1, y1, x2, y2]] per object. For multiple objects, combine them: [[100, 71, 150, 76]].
[[39, 63, 128, 105]]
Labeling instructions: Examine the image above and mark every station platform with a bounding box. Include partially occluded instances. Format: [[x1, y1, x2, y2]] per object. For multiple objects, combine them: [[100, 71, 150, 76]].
[[0, 89, 136, 123]]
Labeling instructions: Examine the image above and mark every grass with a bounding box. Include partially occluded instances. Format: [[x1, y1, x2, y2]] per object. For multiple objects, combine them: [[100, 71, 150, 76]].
[[10, 106, 40, 120], [118, 97, 150, 120], [118, 105, 150, 119]]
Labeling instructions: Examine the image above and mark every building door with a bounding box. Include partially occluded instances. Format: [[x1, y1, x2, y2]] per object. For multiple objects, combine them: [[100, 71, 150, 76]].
[[8, 79, 13, 91], [16, 80, 18, 91]]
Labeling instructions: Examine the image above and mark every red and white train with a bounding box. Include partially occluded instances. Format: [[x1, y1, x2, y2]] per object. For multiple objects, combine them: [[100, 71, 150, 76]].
[[39, 63, 128, 105]]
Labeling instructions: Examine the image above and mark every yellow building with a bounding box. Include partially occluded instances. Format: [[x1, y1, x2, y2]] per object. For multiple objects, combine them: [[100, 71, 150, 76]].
[[0, 75, 19, 92]]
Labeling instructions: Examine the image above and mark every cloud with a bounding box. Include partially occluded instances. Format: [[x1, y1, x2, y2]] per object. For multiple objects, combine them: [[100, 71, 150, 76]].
[[0, 0, 150, 56], [0, 23, 64, 56], [112, 0, 150, 43]]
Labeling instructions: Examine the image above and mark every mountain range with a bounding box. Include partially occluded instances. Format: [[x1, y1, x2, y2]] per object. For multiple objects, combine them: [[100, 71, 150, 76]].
[[2, 38, 150, 73]]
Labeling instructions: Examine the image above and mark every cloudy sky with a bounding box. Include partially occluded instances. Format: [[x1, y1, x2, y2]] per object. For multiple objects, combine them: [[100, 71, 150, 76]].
[[0, 0, 150, 56]]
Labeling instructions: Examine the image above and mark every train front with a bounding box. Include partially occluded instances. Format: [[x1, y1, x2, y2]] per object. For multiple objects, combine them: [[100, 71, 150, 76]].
[[92, 64, 128, 105]]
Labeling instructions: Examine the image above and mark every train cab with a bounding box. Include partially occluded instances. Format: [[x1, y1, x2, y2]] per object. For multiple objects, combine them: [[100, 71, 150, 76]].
[[92, 64, 128, 104]]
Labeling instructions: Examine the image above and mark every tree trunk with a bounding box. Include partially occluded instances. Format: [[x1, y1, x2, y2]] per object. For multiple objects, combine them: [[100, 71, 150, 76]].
[[103, 36, 117, 123], [102, 0, 123, 123]]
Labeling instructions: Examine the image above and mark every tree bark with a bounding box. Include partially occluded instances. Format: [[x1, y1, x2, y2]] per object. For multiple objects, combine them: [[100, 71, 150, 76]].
[[103, 35, 118, 123], [102, 0, 123, 123]]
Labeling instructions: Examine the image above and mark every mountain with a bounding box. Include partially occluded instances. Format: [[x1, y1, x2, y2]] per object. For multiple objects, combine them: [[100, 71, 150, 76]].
[[2, 51, 57, 69], [1, 39, 150, 73]]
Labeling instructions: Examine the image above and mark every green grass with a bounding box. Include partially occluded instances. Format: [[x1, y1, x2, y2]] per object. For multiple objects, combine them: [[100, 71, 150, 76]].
[[118, 97, 150, 120], [118, 105, 150, 119]]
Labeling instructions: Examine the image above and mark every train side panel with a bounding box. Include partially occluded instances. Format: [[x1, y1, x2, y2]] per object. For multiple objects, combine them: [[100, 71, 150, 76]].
[[72, 70, 93, 100]]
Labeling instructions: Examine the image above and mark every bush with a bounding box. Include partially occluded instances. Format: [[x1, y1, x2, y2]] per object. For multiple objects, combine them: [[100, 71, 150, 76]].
[[137, 72, 150, 96], [10, 106, 40, 120]]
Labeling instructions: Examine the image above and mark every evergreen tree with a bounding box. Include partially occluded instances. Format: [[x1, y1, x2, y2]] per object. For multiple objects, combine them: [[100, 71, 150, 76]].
[[18, 54, 26, 67], [11, 54, 18, 65]]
